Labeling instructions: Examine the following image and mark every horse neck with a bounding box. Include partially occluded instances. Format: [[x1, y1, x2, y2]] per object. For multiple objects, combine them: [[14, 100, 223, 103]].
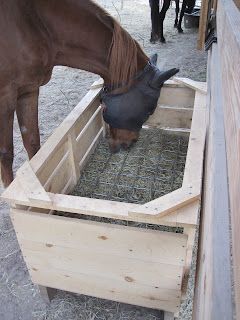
[[36, 0, 148, 85]]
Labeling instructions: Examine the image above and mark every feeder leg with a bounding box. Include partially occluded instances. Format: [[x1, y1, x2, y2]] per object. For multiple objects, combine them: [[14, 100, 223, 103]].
[[164, 311, 175, 320], [38, 285, 57, 304]]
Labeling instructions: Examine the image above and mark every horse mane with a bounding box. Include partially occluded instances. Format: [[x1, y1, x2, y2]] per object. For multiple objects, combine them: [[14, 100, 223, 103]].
[[108, 19, 148, 87], [90, 1, 148, 87]]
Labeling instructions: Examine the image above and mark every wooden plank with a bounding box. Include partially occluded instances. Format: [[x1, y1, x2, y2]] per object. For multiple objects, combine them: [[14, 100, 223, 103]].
[[182, 92, 207, 191], [44, 154, 72, 194], [193, 43, 233, 320], [132, 89, 206, 218], [129, 186, 200, 218], [36, 139, 69, 186], [11, 209, 187, 266], [75, 106, 103, 163], [28, 267, 181, 312], [67, 130, 80, 185], [21, 241, 183, 290], [11, 209, 187, 313], [217, 1, 240, 317], [174, 78, 207, 94], [197, 0, 210, 50], [16, 162, 51, 205], [30, 86, 101, 176], [159, 86, 195, 108], [90, 77, 104, 89], [146, 105, 193, 129]]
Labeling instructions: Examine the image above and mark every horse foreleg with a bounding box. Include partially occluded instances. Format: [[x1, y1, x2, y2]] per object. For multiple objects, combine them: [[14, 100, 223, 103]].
[[0, 98, 15, 187], [16, 90, 40, 160], [159, 0, 171, 43], [177, 0, 187, 33], [149, 0, 160, 43], [174, 0, 180, 27]]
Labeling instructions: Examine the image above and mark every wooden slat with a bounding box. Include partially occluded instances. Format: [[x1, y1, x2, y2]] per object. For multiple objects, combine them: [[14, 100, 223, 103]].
[[28, 267, 181, 312], [30, 86, 101, 176], [159, 86, 195, 108], [36, 139, 69, 185], [11, 209, 187, 266], [68, 130, 80, 185], [174, 78, 207, 94], [11, 209, 187, 312], [129, 187, 200, 218], [197, 0, 210, 50], [44, 154, 72, 194], [217, 1, 240, 317], [131, 90, 206, 218], [182, 92, 207, 191], [146, 105, 193, 129], [193, 44, 233, 320], [75, 106, 103, 163], [16, 162, 51, 205], [21, 241, 183, 290]]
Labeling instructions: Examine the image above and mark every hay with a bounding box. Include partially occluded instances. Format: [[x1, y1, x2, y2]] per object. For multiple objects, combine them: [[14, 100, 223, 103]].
[[56, 128, 188, 234]]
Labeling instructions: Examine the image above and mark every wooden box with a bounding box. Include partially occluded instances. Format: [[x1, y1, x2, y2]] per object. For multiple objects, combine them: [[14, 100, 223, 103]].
[[2, 77, 207, 317]]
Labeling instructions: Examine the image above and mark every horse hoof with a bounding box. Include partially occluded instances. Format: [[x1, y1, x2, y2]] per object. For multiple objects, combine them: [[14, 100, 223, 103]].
[[178, 28, 183, 33], [160, 37, 166, 43], [150, 33, 159, 43]]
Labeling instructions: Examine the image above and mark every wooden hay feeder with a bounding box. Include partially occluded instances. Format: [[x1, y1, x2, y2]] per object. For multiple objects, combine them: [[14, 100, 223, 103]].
[[2, 77, 207, 318]]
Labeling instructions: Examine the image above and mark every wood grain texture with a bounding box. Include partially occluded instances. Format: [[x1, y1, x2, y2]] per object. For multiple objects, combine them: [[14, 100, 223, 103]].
[[11, 209, 187, 313], [217, 1, 240, 317], [193, 44, 233, 320], [197, 0, 210, 50]]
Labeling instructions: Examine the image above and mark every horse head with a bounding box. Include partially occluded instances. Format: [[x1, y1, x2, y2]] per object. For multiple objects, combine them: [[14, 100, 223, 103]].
[[101, 54, 179, 152]]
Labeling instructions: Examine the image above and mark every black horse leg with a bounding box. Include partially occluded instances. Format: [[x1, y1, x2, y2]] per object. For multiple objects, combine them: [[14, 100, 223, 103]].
[[177, 0, 187, 33], [159, 0, 171, 43], [174, 0, 180, 27], [149, 0, 160, 43]]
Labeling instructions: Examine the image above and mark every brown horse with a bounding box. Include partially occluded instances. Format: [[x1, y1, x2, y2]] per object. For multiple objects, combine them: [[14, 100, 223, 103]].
[[0, 0, 178, 187]]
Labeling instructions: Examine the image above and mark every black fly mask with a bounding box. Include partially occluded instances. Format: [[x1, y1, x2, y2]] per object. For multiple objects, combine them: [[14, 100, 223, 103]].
[[101, 54, 179, 131]]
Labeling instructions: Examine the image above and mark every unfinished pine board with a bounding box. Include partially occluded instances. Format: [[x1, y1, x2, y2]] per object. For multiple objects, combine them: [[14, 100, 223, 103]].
[[11, 209, 187, 313], [146, 105, 193, 129], [2, 78, 206, 315], [194, 43, 233, 320], [217, 1, 240, 317]]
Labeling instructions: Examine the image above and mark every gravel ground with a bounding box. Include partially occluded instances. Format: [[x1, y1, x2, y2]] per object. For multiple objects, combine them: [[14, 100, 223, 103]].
[[0, 1, 207, 319]]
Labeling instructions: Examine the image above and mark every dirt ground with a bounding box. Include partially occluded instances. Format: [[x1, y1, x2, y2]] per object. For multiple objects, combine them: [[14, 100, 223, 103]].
[[0, 1, 207, 319]]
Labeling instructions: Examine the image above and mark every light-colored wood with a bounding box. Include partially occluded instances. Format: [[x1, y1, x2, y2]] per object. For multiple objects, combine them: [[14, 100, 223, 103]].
[[214, 1, 240, 317], [22, 242, 184, 289], [38, 285, 56, 304], [68, 130, 80, 185], [164, 312, 174, 320], [3, 190, 200, 228], [132, 90, 206, 218], [174, 78, 207, 94], [182, 92, 207, 191], [193, 43, 233, 320], [159, 86, 195, 108], [146, 105, 193, 129], [1, 78, 207, 316], [11, 208, 187, 313], [11, 209, 187, 266], [30, 85, 102, 177], [129, 187, 200, 218], [75, 106, 102, 163], [44, 153, 72, 194], [31, 268, 181, 312], [16, 162, 52, 205]]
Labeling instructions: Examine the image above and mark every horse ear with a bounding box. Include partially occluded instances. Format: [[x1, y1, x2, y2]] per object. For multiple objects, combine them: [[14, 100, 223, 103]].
[[150, 53, 158, 66], [153, 68, 179, 88]]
